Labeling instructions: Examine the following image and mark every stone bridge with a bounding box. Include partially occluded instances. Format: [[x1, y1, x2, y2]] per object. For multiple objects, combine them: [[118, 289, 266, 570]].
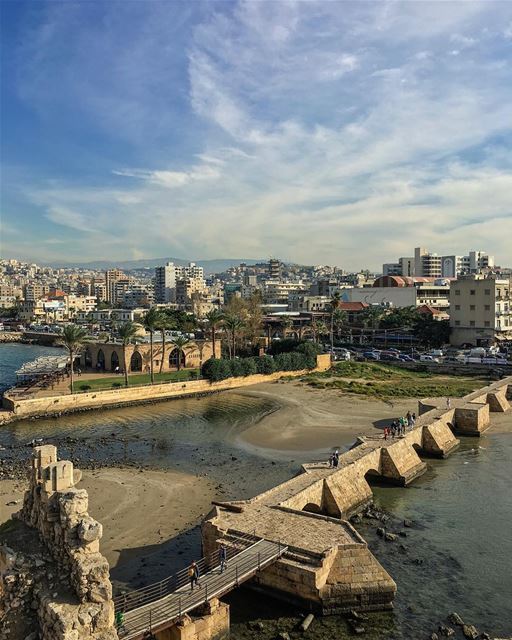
[[202, 376, 512, 614]]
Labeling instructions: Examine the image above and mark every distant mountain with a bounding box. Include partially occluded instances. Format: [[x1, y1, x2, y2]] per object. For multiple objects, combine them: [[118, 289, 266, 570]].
[[47, 257, 265, 274]]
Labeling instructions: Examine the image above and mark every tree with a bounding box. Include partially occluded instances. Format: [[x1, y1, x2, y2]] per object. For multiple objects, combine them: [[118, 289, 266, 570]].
[[143, 307, 161, 384], [332, 309, 348, 341], [413, 316, 450, 348], [118, 321, 141, 387], [155, 313, 176, 374], [311, 319, 328, 345], [205, 309, 224, 359], [279, 315, 293, 339], [329, 292, 342, 352], [170, 335, 191, 371], [223, 312, 245, 359], [59, 324, 88, 394]]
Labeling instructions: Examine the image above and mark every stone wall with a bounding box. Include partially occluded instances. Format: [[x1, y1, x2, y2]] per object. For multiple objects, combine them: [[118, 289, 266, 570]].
[[154, 599, 229, 640], [3, 355, 331, 422], [15, 445, 117, 640]]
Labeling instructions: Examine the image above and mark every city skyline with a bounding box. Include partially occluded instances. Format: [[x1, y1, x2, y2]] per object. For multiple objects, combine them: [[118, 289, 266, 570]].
[[2, 1, 512, 268]]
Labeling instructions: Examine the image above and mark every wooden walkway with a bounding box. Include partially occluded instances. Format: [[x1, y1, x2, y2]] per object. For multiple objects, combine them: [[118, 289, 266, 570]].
[[117, 539, 287, 640]]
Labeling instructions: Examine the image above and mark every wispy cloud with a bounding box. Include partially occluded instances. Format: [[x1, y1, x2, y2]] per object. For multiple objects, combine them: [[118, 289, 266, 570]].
[[3, 0, 512, 267]]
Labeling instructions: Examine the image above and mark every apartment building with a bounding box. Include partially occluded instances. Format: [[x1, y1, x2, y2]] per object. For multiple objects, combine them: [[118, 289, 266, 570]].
[[105, 269, 126, 303], [450, 275, 512, 347], [155, 262, 205, 303], [383, 248, 494, 278]]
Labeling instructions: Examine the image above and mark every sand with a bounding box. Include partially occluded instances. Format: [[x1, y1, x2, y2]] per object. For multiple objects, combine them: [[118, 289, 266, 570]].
[[0, 467, 216, 585], [234, 381, 421, 456]]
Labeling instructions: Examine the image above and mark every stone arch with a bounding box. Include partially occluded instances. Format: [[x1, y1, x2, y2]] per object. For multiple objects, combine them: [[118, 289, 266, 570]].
[[97, 349, 105, 371], [364, 468, 383, 484], [130, 351, 142, 372], [84, 347, 92, 368], [302, 502, 322, 515], [169, 349, 186, 369], [111, 351, 120, 371]]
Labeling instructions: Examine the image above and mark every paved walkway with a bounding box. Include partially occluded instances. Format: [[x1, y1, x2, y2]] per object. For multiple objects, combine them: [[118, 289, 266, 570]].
[[118, 539, 286, 640]]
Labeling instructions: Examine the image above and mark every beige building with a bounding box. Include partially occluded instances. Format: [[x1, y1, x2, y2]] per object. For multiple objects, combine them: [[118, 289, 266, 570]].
[[82, 339, 220, 373], [450, 275, 512, 347]]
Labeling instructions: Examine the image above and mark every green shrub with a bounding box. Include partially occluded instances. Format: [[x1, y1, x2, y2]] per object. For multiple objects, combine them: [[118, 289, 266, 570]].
[[256, 355, 276, 374], [229, 359, 245, 378], [241, 358, 258, 376], [111, 382, 122, 388], [79, 384, 91, 391], [201, 358, 232, 382]]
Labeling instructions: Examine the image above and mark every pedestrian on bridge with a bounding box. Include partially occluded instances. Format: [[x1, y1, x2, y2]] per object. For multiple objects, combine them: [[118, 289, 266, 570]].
[[189, 561, 199, 591], [219, 543, 227, 573]]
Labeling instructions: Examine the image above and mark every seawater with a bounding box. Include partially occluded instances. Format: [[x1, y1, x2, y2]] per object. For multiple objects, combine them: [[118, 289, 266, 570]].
[[1, 344, 511, 637]]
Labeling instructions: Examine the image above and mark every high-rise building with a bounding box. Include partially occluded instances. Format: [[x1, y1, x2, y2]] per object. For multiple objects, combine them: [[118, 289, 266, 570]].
[[268, 259, 282, 280], [155, 262, 177, 303], [385, 248, 494, 279], [154, 262, 205, 303], [105, 269, 125, 303]]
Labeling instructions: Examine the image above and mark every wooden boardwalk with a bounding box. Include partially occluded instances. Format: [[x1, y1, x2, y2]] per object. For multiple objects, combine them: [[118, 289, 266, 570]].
[[117, 539, 287, 640]]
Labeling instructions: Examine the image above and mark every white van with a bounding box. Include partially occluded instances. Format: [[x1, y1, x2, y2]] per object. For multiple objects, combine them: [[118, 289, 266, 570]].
[[420, 355, 439, 363]]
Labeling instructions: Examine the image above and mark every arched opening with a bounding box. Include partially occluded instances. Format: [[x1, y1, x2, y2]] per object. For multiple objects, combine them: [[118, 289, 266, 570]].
[[364, 468, 388, 487], [130, 351, 142, 372], [97, 349, 105, 371], [169, 349, 186, 369], [302, 502, 322, 515], [111, 351, 120, 371], [84, 347, 92, 368]]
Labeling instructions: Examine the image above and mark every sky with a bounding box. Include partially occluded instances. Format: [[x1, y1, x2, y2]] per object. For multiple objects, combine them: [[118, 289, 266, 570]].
[[1, 0, 512, 270]]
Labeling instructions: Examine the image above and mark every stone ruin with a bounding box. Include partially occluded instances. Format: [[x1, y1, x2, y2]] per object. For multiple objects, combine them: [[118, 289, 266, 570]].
[[0, 445, 118, 640]]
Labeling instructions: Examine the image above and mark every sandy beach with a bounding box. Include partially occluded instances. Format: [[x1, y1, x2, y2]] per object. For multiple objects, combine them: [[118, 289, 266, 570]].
[[235, 381, 420, 456]]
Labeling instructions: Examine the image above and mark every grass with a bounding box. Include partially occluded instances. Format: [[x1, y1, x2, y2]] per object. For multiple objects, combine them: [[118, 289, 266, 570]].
[[301, 361, 489, 399], [73, 369, 200, 392]]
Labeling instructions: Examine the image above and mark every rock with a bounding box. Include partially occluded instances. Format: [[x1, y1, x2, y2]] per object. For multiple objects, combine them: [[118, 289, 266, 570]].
[[399, 530, 407, 537], [438, 624, 455, 636], [385, 532, 397, 542], [376, 527, 385, 537], [276, 633, 290, 640], [351, 515, 362, 525], [480, 633, 490, 640], [448, 612, 464, 626], [403, 518, 413, 527], [462, 624, 479, 639], [430, 634, 439, 640]]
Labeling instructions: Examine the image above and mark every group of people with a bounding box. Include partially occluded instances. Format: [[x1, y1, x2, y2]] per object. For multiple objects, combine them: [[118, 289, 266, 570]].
[[328, 449, 340, 468], [383, 411, 416, 439]]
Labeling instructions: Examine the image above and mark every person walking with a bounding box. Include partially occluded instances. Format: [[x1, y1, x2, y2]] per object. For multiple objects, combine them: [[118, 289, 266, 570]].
[[189, 561, 199, 591], [446, 397, 451, 409], [384, 427, 388, 441], [219, 543, 227, 573]]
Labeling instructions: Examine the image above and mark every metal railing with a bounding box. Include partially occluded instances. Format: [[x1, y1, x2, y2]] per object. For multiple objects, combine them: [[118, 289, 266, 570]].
[[115, 536, 287, 640], [114, 530, 258, 614]]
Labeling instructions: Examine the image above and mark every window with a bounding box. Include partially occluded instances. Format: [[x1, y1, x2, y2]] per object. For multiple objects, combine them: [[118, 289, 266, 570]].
[[484, 304, 490, 311], [470, 305, 475, 311], [455, 320, 460, 326], [455, 290, 460, 296], [470, 290, 475, 296], [455, 305, 460, 311], [484, 321, 490, 327], [470, 320, 475, 327], [484, 289, 491, 295]]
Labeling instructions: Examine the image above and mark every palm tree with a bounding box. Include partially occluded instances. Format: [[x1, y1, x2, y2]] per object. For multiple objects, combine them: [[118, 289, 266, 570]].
[[143, 307, 161, 384], [332, 309, 348, 341], [361, 306, 384, 345], [205, 309, 224, 358], [118, 321, 140, 387], [170, 335, 191, 371], [155, 313, 176, 374], [279, 315, 293, 339], [329, 292, 342, 353], [223, 313, 245, 359], [60, 324, 88, 394], [311, 319, 328, 345]]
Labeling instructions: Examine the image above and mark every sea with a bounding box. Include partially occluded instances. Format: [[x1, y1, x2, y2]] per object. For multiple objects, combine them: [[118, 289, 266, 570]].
[[1, 343, 511, 638]]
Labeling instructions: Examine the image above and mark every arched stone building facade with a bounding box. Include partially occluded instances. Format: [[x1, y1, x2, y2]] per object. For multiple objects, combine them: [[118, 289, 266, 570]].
[[82, 339, 220, 373]]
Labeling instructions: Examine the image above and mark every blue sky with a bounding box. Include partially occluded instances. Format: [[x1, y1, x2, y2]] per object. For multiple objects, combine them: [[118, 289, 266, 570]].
[[1, 0, 511, 269]]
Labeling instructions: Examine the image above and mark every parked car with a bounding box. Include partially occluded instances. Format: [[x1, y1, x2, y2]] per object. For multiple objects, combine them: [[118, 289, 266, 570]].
[[363, 351, 380, 361], [398, 354, 415, 362], [380, 351, 400, 361], [419, 355, 439, 363]]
